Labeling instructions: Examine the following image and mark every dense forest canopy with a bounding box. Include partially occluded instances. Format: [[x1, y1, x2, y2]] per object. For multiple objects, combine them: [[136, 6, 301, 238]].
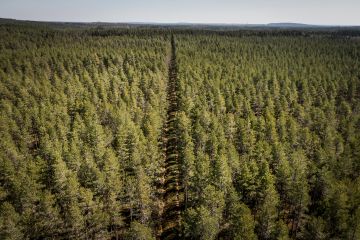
[[0, 22, 359, 240]]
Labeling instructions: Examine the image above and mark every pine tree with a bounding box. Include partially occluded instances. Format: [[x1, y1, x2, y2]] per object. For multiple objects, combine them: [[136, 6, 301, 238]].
[[0, 202, 23, 240], [227, 190, 257, 240], [256, 160, 280, 240], [287, 150, 310, 238]]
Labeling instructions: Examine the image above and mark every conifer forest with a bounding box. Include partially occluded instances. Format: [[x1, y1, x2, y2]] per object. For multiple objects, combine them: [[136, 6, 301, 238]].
[[0, 21, 359, 239]]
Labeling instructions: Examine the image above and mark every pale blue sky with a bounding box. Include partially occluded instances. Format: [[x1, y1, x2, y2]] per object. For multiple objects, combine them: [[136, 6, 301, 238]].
[[0, 0, 359, 25]]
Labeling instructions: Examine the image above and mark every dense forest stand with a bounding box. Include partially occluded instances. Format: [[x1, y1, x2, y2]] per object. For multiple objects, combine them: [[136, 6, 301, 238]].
[[2, 23, 359, 240], [156, 36, 183, 240]]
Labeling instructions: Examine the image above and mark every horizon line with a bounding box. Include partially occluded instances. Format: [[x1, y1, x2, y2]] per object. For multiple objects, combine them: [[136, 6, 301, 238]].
[[1, 17, 360, 27]]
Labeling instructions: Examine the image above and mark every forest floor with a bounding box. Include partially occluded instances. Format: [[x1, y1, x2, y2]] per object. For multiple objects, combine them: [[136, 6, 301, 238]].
[[157, 36, 183, 240]]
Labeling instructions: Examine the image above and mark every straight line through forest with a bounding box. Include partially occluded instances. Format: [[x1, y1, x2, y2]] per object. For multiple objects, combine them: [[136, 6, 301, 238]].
[[157, 35, 183, 240]]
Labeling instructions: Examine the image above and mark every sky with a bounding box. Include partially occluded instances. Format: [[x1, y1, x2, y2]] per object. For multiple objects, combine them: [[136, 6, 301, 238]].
[[0, 0, 359, 25]]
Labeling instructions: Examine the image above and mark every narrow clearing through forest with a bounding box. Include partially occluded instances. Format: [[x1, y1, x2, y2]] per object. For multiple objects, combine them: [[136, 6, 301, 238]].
[[157, 36, 183, 240]]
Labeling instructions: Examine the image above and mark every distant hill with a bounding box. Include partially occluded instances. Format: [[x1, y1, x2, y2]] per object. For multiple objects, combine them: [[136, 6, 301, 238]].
[[267, 22, 319, 28]]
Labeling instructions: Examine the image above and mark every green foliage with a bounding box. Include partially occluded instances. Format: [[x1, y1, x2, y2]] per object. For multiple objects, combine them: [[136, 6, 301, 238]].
[[127, 221, 155, 240], [0, 202, 23, 240], [0, 24, 168, 238], [227, 190, 257, 240], [0, 24, 359, 239], [176, 32, 360, 239]]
